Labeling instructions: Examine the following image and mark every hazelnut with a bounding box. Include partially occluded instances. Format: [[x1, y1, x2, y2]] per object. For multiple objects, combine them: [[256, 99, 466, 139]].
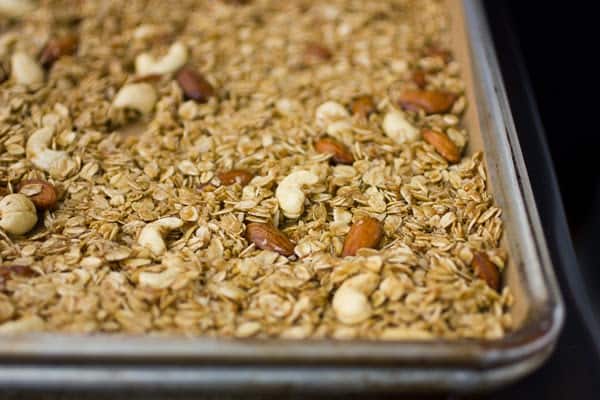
[[17, 179, 58, 210], [0, 194, 38, 235]]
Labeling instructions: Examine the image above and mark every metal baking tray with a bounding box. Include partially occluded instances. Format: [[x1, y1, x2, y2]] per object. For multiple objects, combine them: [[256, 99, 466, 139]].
[[0, 0, 564, 394]]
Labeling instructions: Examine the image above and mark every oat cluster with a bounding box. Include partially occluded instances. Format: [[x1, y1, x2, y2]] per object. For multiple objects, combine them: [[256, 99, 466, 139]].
[[0, 0, 512, 339]]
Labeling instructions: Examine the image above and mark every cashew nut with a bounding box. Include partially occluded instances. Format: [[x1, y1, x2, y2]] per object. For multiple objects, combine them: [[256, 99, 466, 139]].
[[139, 255, 185, 289], [113, 83, 157, 115], [275, 170, 319, 219], [11, 52, 44, 86], [332, 272, 380, 325], [135, 41, 187, 76], [26, 127, 69, 173], [138, 217, 183, 255], [382, 109, 419, 144], [0, 0, 34, 18], [315, 101, 350, 128], [0, 194, 38, 235]]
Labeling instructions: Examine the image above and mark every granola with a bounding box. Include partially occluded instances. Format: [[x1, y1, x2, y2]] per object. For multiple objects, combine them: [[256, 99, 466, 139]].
[[0, 0, 512, 339]]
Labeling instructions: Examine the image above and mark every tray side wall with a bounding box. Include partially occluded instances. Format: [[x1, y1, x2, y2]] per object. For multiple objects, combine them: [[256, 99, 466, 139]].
[[446, 0, 530, 327]]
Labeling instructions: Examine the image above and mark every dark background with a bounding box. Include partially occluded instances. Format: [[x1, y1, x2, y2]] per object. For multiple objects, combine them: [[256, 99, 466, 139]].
[[502, 3, 599, 249], [485, 1, 600, 399]]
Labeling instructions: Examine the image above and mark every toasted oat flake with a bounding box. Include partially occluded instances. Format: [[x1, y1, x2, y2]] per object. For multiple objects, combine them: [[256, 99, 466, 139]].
[[0, 0, 510, 340], [19, 184, 43, 197]]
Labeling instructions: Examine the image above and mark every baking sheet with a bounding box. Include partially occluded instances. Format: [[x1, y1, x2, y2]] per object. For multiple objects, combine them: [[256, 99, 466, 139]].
[[0, 0, 564, 393]]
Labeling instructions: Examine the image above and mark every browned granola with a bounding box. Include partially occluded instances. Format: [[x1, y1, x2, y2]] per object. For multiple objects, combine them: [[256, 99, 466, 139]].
[[0, 0, 512, 339]]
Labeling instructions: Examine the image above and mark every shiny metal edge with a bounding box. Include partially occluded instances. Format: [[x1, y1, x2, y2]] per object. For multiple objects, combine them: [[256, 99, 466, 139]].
[[0, 344, 554, 393], [0, 0, 564, 390]]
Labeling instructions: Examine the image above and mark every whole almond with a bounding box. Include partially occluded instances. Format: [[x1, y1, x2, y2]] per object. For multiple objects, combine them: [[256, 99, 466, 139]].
[[472, 252, 500, 291], [422, 129, 461, 163], [217, 169, 254, 186], [39, 35, 78, 68], [412, 70, 427, 88], [314, 137, 354, 165], [342, 217, 384, 257], [176, 66, 215, 103], [17, 179, 57, 210], [350, 95, 376, 119], [303, 42, 332, 65], [245, 223, 295, 257], [396, 89, 456, 114]]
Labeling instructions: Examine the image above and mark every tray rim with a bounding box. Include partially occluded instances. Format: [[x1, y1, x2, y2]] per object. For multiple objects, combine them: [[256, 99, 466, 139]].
[[0, 0, 565, 388], [0, 344, 555, 393]]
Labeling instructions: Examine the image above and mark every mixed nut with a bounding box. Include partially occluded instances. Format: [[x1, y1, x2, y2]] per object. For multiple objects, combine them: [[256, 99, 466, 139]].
[[314, 137, 354, 165], [39, 35, 78, 69], [245, 222, 295, 257], [0, 179, 57, 236], [176, 66, 216, 103]]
